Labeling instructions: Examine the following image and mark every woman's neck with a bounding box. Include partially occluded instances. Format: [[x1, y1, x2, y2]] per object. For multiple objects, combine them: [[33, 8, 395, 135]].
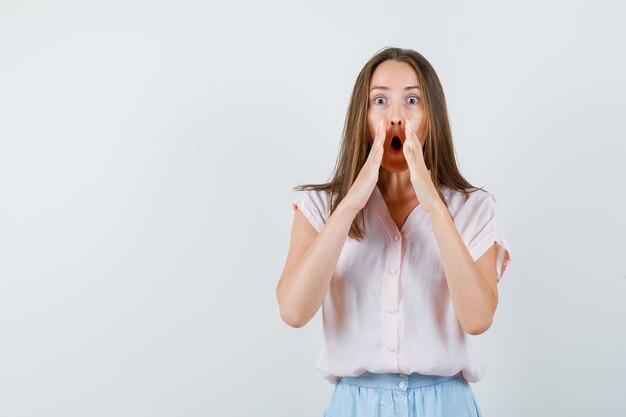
[[377, 170, 417, 204]]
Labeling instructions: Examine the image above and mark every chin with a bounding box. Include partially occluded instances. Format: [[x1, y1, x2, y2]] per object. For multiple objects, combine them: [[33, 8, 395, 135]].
[[381, 161, 409, 173]]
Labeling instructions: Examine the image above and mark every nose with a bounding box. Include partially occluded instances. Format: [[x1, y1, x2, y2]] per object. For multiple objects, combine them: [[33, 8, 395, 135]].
[[388, 104, 404, 129], [389, 117, 403, 128]]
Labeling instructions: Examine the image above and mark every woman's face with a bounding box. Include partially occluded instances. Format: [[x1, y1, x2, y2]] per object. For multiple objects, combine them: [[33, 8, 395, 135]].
[[367, 60, 427, 172]]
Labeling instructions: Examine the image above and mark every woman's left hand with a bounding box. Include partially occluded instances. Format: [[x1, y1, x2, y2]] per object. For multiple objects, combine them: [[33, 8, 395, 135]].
[[402, 119, 443, 214]]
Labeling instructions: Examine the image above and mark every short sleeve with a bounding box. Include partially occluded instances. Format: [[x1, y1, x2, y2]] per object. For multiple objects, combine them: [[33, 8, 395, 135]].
[[466, 193, 512, 284], [291, 189, 329, 233]]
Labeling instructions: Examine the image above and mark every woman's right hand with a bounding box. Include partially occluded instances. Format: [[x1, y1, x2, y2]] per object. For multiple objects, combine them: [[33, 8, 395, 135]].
[[343, 119, 386, 212]]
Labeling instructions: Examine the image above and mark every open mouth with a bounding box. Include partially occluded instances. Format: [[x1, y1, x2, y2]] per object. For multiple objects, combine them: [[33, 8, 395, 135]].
[[391, 136, 403, 151]]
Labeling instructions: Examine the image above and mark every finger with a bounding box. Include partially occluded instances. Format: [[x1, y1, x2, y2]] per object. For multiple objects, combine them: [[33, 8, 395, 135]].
[[407, 120, 425, 156], [369, 120, 385, 162], [403, 146, 416, 176], [403, 126, 415, 153], [402, 134, 414, 160], [377, 119, 385, 144], [374, 120, 386, 154], [406, 119, 416, 144], [369, 121, 384, 152]]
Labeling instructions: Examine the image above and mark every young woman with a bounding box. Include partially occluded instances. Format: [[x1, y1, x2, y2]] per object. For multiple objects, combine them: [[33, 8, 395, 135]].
[[276, 47, 512, 417]]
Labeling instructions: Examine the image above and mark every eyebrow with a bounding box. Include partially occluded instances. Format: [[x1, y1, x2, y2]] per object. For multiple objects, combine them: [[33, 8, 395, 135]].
[[370, 85, 421, 92]]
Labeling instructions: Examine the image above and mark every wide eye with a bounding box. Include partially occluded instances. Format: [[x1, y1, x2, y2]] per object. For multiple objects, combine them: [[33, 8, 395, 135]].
[[408, 96, 420, 104], [374, 97, 385, 104]]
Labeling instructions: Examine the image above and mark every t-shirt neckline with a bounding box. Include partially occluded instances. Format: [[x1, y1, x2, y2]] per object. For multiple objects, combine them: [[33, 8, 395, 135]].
[[371, 184, 427, 239]]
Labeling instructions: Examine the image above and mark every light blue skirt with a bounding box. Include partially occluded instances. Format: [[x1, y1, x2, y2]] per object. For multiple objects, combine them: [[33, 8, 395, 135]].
[[323, 371, 483, 417]]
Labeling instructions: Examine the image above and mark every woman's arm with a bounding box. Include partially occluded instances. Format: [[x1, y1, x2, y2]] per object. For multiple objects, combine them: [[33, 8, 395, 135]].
[[428, 205, 499, 335], [276, 199, 359, 328], [401, 119, 498, 335]]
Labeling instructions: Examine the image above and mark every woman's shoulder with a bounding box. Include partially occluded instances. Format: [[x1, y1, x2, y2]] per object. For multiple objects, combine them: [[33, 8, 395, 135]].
[[295, 187, 334, 208], [292, 187, 336, 232], [440, 185, 495, 218]]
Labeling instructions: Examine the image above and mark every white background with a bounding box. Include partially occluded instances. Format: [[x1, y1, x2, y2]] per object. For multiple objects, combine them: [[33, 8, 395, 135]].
[[1, 1, 625, 416]]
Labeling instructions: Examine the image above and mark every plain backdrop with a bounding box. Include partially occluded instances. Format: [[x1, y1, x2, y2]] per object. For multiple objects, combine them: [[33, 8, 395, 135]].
[[1, 1, 625, 416]]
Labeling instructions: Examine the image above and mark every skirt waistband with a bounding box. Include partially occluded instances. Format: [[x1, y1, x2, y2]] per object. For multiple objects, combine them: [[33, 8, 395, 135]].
[[337, 371, 464, 390]]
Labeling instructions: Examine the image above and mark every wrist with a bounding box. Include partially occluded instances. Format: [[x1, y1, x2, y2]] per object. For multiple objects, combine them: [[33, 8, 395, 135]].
[[424, 200, 449, 219], [336, 197, 361, 217]]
